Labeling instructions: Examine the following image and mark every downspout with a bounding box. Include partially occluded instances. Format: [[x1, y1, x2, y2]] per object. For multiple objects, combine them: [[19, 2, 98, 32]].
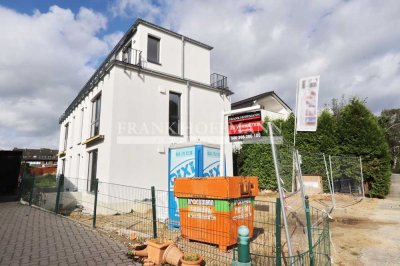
[[186, 81, 190, 142], [182, 36, 190, 142]]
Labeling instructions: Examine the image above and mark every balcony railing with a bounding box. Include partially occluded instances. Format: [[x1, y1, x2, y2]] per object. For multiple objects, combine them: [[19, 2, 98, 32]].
[[122, 47, 142, 66], [210, 73, 228, 89]]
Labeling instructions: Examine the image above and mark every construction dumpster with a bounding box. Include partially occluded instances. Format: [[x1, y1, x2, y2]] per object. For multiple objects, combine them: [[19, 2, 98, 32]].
[[174, 176, 259, 251]]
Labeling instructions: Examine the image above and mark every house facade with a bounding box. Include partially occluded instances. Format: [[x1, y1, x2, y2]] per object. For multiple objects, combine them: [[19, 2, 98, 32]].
[[57, 19, 233, 192], [232, 91, 291, 121]]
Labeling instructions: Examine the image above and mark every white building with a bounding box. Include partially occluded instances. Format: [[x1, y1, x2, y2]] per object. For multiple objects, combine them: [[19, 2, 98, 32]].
[[232, 91, 291, 120], [57, 19, 233, 194]]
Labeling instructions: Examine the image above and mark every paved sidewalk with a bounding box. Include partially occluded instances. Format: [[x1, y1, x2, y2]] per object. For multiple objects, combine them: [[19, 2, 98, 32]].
[[0, 202, 136, 266]]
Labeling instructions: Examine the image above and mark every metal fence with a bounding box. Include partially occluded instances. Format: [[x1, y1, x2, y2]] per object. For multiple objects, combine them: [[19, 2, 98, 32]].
[[20, 174, 331, 265]]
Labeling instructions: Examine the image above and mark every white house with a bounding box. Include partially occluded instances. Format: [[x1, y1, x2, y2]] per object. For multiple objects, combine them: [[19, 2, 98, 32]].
[[232, 91, 291, 121], [57, 19, 233, 196]]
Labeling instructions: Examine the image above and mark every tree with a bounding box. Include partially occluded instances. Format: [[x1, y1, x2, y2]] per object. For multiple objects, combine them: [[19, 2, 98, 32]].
[[379, 108, 400, 173], [336, 98, 391, 197]]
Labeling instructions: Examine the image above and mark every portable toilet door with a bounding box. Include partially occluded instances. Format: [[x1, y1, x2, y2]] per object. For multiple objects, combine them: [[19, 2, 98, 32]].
[[168, 144, 220, 228]]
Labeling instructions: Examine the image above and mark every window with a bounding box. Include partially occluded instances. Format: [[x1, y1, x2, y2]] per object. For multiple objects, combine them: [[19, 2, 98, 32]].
[[147, 35, 160, 64], [169, 92, 181, 135], [87, 150, 98, 192], [79, 108, 84, 142], [90, 95, 101, 137], [61, 159, 66, 175], [63, 123, 69, 151]]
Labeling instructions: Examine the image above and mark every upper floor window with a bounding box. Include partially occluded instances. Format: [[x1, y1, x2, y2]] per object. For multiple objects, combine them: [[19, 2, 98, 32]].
[[169, 92, 181, 135], [63, 123, 69, 151], [147, 35, 160, 64], [90, 94, 101, 137]]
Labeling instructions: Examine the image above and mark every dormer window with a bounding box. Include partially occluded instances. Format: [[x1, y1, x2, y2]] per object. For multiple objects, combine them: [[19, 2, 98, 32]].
[[147, 35, 160, 64]]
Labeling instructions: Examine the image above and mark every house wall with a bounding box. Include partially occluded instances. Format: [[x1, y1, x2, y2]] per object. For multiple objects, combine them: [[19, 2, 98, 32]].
[[57, 70, 115, 186], [107, 66, 231, 191]]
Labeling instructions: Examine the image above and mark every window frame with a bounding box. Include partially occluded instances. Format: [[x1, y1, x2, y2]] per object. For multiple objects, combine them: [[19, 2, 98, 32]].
[[63, 123, 69, 151], [147, 35, 160, 64], [90, 94, 101, 137], [169, 91, 181, 136], [87, 149, 98, 192]]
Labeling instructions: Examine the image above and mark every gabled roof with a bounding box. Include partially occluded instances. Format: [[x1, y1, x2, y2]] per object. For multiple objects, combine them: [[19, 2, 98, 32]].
[[59, 19, 215, 124], [231, 91, 292, 111]]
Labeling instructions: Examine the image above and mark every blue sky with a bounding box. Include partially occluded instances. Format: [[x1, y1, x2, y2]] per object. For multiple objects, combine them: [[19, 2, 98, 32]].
[[0, 0, 399, 149]]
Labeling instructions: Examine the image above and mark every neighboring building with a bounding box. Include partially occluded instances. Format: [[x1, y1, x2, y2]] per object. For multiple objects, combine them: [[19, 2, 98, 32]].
[[13, 148, 58, 167], [57, 19, 233, 192], [232, 91, 291, 120]]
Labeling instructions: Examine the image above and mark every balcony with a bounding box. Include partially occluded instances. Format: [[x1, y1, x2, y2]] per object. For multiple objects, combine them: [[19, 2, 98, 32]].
[[210, 73, 228, 90], [121, 47, 142, 66]]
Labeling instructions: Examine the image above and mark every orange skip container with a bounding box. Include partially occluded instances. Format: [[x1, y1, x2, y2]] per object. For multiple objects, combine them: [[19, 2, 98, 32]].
[[174, 176, 259, 251]]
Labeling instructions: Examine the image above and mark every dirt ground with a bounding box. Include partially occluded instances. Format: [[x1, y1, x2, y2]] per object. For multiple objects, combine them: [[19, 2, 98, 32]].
[[329, 174, 400, 266]]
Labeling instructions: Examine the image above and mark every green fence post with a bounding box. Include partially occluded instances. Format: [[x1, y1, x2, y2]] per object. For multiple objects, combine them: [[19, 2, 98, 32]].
[[92, 178, 99, 228], [305, 195, 315, 266], [237, 225, 250, 264], [151, 186, 157, 239], [275, 198, 282, 266], [29, 174, 36, 206], [55, 174, 64, 214]]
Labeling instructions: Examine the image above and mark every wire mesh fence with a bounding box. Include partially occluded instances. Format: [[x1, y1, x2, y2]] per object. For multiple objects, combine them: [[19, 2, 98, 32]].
[[19, 173, 330, 265]]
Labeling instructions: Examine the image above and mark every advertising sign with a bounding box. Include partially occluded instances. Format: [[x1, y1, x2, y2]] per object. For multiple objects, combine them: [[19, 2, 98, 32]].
[[228, 111, 262, 142], [296, 75, 320, 131]]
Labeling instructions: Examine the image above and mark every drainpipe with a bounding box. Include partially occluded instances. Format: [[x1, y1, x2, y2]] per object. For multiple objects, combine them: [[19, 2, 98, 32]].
[[181, 36, 185, 79], [186, 81, 190, 142]]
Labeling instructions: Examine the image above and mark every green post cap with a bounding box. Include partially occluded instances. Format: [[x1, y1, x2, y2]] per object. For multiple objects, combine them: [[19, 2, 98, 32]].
[[238, 225, 249, 237]]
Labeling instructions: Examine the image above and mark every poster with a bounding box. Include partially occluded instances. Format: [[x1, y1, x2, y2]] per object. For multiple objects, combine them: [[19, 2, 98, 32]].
[[296, 75, 320, 131]]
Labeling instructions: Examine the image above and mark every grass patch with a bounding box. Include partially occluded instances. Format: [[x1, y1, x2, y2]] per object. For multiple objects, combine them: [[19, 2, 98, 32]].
[[35, 174, 57, 188]]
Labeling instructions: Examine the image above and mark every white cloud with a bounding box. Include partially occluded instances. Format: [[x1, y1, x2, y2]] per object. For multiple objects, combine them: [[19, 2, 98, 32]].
[[110, 0, 161, 21], [110, 0, 400, 113], [0, 5, 115, 149]]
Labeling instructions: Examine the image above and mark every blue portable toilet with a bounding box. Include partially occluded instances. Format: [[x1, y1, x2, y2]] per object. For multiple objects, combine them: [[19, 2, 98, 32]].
[[168, 143, 220, 228]]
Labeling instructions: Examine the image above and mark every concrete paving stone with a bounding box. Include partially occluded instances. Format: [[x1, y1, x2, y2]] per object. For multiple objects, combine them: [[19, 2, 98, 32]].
[[0, 202, 139, 266]]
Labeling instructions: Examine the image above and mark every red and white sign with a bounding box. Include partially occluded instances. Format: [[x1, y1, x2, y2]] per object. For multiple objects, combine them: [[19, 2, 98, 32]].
[[228, 111, 263, 142]]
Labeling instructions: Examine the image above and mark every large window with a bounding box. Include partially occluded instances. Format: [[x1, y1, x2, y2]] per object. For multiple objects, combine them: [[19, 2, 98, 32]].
[[169, 92, 181, 135], [90, 94, 101, 137], [87, 150, 98, 192], [63, 123, 69, 151], [147, 35, 160, 64]]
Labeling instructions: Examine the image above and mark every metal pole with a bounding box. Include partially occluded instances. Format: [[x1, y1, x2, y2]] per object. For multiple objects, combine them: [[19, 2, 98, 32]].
[[220, 110, 225, 176], [275, 197, 282, 266], [294, 150, 307, 211], [359, 157, 365, 198], [268, 122, 293, 258], [328, 156, 336, 208], [151, 186, 158, 239], [305, 196, 315, 266], [55, 174, 64, 214], [323, 154, 333, 196], [92, 178, 99, 228], [29, 174, 36, 206]]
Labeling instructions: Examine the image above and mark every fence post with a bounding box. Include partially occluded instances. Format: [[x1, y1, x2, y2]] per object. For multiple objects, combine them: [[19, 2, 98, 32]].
[[275, 198, 282, 266], [92, 178, 99, 228], [29, 174, 36, 206], [305, 195, 314, 266], [151, 186, 157, 239], [55, 174, 64, 214], [237, 225, 250, 264]]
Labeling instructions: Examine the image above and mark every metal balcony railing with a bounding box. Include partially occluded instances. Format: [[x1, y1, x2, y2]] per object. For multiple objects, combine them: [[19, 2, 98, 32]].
[[210, 73, 228, 89], [122, 47, 142, 66]]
